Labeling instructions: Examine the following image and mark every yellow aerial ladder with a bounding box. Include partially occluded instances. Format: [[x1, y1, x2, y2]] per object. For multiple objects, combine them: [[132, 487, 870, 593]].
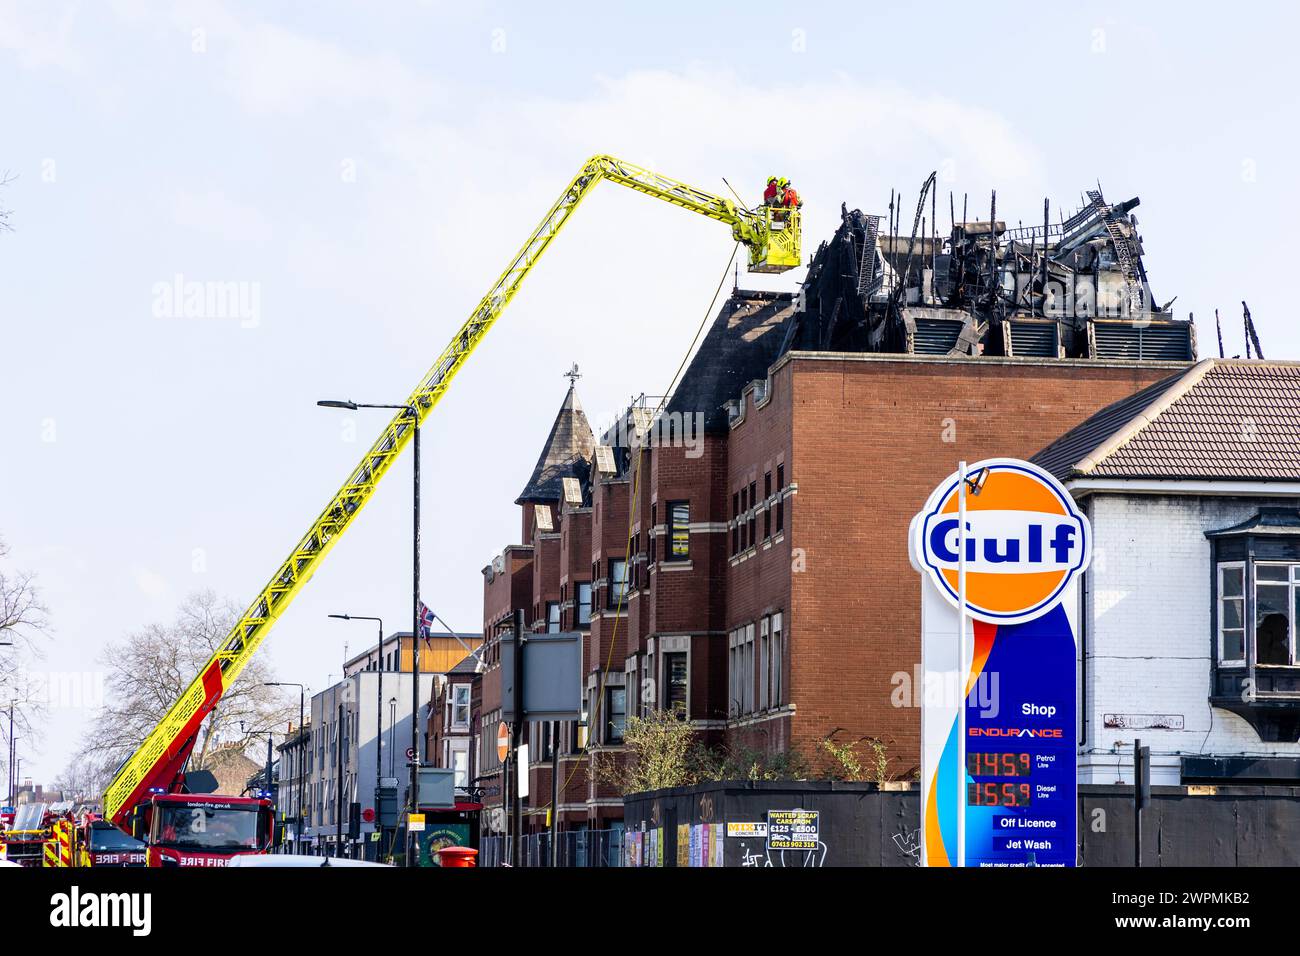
[[102, 154, 802, 827]]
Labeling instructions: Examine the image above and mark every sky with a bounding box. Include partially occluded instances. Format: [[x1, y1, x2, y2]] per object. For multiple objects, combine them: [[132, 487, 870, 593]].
[[1, 0, 1297, 782]]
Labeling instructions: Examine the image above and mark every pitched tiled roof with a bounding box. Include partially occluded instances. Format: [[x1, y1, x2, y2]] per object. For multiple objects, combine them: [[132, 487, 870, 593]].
[[516, 384, 595, 504], [665, 290, 795, 433], [1033, 359, 1300, 481]]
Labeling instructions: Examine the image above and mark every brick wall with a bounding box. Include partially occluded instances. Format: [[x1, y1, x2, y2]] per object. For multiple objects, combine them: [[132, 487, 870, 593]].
[[772, 354, 1177, 773]]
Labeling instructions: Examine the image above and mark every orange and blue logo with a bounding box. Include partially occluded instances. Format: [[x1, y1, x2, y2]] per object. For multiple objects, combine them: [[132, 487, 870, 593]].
[[909, 458, 1090, 625]]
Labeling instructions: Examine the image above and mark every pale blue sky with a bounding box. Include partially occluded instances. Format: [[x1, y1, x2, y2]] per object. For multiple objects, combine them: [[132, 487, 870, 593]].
[[2, 0, 1296, 781]]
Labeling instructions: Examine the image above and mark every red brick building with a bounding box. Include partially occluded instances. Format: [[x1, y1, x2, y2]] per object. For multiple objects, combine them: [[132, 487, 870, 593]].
[[471, 197, 1195, 843]]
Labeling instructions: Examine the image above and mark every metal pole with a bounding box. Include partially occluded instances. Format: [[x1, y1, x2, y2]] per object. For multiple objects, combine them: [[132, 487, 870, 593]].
[[956, 460, 968, 868], [550, 720, 560, 867], [409, 410, 421, 869], [297, 688, 304, 852], [375, 621, 382, 862], [510, 609, 524, 868], [1134, 738, 1143, 868], [336, 701, 344, 858]]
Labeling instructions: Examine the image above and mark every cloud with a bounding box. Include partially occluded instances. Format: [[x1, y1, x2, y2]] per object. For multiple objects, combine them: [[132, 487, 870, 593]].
[[131, 566, 168, 599], [171, 189, 273, 242], [0, 0, 82, 71]]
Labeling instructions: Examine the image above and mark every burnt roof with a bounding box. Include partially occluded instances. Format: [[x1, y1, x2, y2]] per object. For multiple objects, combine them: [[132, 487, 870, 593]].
[[516, 384, 596, 504], [664, 290, 796, 433], [1032, 359, 1300, 481]]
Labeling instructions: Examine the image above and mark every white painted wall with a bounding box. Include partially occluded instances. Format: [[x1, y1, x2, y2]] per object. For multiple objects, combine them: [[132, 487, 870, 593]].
[[1080, 493, 1300, 785]]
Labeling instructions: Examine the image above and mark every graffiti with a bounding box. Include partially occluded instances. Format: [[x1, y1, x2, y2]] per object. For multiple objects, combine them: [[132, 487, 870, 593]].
[[739, 843, 767, 868], [737, 840, 828, 868], [892, 826, 922, 865], [698, 793, 715, 823]]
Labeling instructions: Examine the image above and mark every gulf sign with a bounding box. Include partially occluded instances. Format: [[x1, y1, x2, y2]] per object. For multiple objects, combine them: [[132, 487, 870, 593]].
[[909, 459, 1090, 625], [912, 458, 1088, 868]]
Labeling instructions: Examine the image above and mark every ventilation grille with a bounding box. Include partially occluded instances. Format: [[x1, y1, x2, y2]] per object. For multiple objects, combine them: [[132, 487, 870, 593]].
[[1009, 322, 1059, 357], [1094, 323, 1193, 361], [913, 318, 964, 355]]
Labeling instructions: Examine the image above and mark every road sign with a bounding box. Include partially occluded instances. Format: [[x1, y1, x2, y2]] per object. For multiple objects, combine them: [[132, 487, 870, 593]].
[[911, 458, 1088, 868], [497, 722, 509, 762], [406, 746, 416, 761], [408, 813, 425, 832], [362, 807, 375, 823]]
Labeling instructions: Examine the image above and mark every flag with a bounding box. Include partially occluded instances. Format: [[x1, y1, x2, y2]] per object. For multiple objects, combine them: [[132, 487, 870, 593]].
[[419, 601, 436, 639]]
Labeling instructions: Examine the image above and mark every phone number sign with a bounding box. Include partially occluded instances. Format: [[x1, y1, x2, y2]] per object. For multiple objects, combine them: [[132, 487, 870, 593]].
[[766, 810, 819, 850]]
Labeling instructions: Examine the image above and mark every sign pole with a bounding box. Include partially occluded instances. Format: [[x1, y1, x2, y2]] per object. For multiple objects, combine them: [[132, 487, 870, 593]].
[[956, 460, 967, 868]]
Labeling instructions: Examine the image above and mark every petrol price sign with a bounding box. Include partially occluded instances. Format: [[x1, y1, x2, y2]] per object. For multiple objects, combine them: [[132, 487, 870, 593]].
[[910, 458, 1089, 868]]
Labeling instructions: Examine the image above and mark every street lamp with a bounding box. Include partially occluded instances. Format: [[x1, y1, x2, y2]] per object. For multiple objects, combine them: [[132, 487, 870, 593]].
[[240, 723, 275, 812], [329, 613, 384, 861], [265, 681, 305, 852], [389, 698, 397, 777], [318, 398, 422, 868]]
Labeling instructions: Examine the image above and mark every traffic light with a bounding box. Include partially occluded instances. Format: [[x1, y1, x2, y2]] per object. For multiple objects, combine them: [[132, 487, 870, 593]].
[[348, 802, 361, 840]]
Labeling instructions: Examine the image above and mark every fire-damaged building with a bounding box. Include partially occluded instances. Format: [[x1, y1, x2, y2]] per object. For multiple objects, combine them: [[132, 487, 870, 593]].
[[455, 179, 1206, 855]]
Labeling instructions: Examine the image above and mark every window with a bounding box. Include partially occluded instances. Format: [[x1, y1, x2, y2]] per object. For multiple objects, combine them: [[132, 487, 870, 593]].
[[747, 481, 757, 547], [1217, 561, 1299, 666], [664, 652, 688, 717], [1218, 563, 1245, 665], [739, 487, 748, 551], [546, 601, 560, 633], [763, 472, 772, 541], [776, 464, 785, 533], [606, 686, 626, 743], [452, 684, 471, 730], [668, 501, 690, 560], [577, 582, 592, 625], [758, 617, 770, 710], [771, 612, 784, 707], [608, 559, 627, 609], [732, 492, 740, 555], [728, 626, 756, 716], [1257, 564, 1295, 665], [451, 747, 469, 787]]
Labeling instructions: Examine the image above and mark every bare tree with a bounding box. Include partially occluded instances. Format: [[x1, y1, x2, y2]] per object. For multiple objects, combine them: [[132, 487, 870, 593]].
[[79, 591, 294, 780], [0, 171, 13, 234], [1, 536, 50, 786]]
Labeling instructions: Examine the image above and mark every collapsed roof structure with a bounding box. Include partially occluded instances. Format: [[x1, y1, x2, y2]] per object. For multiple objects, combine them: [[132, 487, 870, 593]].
[[782, 177, 1196, 362]]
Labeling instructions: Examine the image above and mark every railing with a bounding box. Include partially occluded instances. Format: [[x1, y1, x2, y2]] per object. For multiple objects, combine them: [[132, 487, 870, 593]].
[[479, 828, 625, 867]]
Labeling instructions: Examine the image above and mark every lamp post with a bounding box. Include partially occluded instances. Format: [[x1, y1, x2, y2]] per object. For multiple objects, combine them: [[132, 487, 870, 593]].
[[265, 682, 305, 852], [329, 614, 384, 859], [240, 723, 276, 853], [319, 398, 421, 867], [388, 698, 397, 776]]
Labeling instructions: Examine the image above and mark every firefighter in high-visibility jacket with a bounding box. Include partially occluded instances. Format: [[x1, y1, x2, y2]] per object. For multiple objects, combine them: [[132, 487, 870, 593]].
[[762, 175, 780, 206], [781, 180, 801, 209]]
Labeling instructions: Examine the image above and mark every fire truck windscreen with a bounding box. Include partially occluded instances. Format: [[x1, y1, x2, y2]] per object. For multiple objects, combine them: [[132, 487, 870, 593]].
[[154, 804, 266, 852]]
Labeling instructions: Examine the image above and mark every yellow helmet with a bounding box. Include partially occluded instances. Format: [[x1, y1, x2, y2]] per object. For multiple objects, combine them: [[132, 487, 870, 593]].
[[778, 177, 790, 189], [767, 175, 778, 184]]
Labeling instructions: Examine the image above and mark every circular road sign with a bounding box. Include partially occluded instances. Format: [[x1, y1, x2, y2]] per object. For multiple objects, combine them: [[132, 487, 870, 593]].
[[497, 722, 510, 762]]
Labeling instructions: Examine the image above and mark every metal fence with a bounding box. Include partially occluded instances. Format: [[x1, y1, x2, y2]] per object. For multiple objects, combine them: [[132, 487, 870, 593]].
[[480, 828, 624, 867]]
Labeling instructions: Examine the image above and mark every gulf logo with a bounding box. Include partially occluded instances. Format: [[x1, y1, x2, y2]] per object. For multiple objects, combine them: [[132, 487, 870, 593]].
[[909, 458, 1091, 625]]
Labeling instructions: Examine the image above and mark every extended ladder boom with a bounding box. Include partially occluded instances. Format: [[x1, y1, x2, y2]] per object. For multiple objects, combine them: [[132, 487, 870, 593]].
[[103, 155, 801, 826]]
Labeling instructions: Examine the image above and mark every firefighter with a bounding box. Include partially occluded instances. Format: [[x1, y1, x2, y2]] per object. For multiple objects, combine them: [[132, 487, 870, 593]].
[[781, 179, 801, 209], [763, 175, 780, 206]]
